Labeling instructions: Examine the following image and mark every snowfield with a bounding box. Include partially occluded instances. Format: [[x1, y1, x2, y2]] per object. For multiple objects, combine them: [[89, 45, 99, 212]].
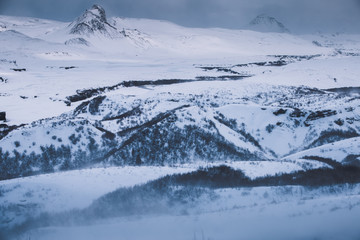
[[1, 4, 360, 239]]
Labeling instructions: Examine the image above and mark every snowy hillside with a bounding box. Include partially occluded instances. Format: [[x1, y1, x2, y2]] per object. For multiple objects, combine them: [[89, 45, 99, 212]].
[[1, 4, 360, 240]]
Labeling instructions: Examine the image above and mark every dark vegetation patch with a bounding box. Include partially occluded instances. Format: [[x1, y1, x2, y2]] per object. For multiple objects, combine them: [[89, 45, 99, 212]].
[[265, 124, 275, 133], [99, 110, 258, 166], [0, 59, 17, 65], [0, 123, 25, 141], [301, 156, 342, 168], [169, 165, 360, 188], [214, 113, 262, 150], [0, 145, 72, 180], [0, 108, 259, 180], [307, 129, 359, 149], [342, 155, 360, 167]]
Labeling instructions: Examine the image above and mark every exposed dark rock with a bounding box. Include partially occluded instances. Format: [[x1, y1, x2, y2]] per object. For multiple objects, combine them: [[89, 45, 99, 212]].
[[59, 66, 77, 70], [276, 122, 284, 126], [312, 41, 322, 47], [289, 108, 306, 118], [305, 110, 337, 122], [69, 4, 117, 36], [273, 108, 287, 116], [11, 68, 26, 72], [64, 38, 90, 46], [0, 112, 5, 121], [0, 77, 7, 83], [334, 119, 344, 126], [88, 96, 106, 115]]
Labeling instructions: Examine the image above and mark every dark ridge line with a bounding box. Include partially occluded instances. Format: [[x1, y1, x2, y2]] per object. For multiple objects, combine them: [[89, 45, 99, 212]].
[[116, 104, 190, 137], [324, 87, 360, 95], [92, 104, 191, 162], [0, 124, 26, 141], [66, 75, 251, 103], [268, 54, 322, 61], [301, 155, 342, 168], [194, 54, 321, 70], [233, 60, 287, 67], [196, 66, 240, 75]]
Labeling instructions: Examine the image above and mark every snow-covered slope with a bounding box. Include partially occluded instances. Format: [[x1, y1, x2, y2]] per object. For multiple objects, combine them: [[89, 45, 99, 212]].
[[0, 5, 360, 180]]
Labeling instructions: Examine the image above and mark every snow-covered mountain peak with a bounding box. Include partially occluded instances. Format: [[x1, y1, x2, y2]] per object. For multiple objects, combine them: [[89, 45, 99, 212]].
[[249, 14, 290, 33], [68, 4, 118, 37], [88, 4, 107, 23]]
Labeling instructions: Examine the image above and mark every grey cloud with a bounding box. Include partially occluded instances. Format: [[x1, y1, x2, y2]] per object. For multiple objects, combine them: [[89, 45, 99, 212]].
[[0, 0, 359, 33]]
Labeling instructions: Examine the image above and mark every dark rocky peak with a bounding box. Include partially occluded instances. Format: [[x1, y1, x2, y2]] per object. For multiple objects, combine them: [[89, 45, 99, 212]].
[[88, 4, 107, 23], [69, 4, 117, 36], [249, 14, 290, 33]]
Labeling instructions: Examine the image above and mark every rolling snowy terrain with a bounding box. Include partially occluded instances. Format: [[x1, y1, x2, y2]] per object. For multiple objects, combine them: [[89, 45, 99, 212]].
[[1, 4, 360, 240]]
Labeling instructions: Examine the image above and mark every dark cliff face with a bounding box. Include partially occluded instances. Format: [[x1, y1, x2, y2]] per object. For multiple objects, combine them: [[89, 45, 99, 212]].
[[69, 4, 116, 36]]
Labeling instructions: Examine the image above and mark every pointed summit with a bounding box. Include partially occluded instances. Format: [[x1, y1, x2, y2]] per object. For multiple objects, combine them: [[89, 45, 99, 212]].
[[248, 14, 290, 33], [69, 4, 118, 37]]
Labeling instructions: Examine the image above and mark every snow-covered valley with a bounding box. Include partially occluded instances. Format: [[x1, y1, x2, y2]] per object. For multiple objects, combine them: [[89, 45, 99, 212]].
[[1, 4, 360, 239]]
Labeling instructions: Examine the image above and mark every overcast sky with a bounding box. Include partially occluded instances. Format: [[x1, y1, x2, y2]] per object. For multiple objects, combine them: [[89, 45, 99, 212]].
[[0, 0, 359, 33]]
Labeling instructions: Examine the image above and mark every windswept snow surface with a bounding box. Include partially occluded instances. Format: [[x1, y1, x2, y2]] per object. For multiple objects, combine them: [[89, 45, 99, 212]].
[[17, 184, 360, 240]]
